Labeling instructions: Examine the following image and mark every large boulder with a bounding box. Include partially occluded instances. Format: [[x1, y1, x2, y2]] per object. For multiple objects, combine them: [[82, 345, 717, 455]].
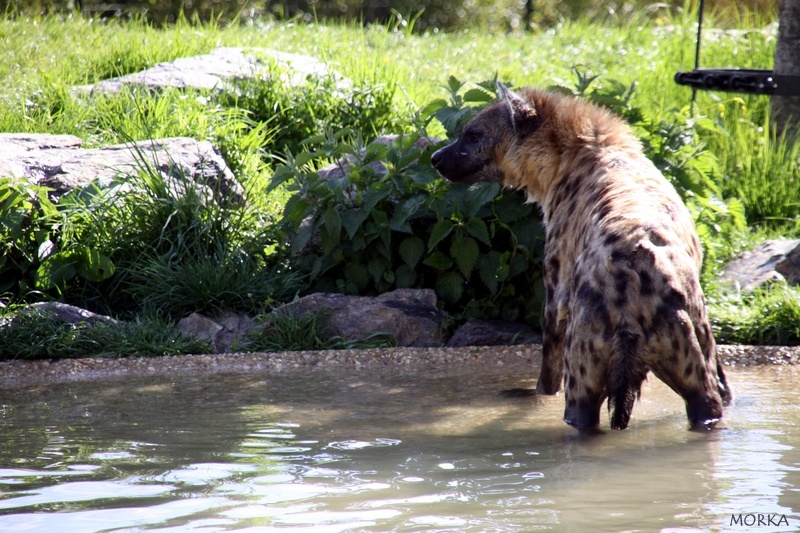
[[73, 47, 344, 95], [0, 133, 243, 205], [720, 239, 800, 292], [1, 302, 119, 328], [177, 312, 257, 354], [272, 289, 446, 347], [446, 319, 541, 347]]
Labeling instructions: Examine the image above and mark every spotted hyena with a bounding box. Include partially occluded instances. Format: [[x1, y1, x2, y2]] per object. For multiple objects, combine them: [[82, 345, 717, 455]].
[[431, 83, 732, 430]]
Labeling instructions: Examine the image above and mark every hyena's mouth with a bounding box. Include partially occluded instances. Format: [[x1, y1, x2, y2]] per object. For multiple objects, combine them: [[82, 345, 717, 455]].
[[431, 143, 498, 184]]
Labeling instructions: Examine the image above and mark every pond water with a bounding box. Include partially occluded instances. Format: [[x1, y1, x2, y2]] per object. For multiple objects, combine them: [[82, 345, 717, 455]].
[[0, 365, 798, 532]]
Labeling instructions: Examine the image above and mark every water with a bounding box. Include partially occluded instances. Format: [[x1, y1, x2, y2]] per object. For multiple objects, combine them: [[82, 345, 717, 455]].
[[0, 365, 798, 532]]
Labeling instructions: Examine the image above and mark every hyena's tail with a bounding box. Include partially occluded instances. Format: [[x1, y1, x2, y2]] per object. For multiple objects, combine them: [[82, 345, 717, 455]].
[[607, 325, 648, 430]]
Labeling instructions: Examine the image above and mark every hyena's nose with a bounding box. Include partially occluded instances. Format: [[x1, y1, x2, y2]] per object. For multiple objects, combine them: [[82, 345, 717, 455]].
[[430, 148, 443, 169]]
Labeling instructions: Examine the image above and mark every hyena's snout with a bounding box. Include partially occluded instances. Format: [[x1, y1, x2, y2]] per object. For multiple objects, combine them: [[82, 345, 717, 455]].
[[430, 144, 455, 178], [431, 142, 489, 183]]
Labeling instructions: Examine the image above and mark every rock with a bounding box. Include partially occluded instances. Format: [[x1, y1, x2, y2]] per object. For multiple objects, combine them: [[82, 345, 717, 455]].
[[176, 312, 257, 353], [720, 239, 800, 292], [177, 313, 223, 346], [446, 319, 541, 347], [273, 288, 446, 347], [73, 47, 344, 95], [22, 302, 119, 326], [775, 244, 800, 285], [215, 312, 257, 353], [0, 133, 243, 205]]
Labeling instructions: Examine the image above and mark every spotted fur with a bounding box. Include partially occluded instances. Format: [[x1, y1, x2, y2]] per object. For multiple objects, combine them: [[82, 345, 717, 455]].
[[431, 83, 732, 430]]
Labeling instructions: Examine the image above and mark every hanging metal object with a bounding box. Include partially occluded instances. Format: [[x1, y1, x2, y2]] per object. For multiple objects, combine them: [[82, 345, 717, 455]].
[[674, 0, 800, 96]]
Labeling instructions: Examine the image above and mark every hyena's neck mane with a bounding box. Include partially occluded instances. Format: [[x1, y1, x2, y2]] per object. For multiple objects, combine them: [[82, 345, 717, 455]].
[[506, 89, 644, 210]]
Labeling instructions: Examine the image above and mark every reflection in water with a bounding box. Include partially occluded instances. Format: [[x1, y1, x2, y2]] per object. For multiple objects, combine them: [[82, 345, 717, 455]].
[[0, 366, 798, 531]]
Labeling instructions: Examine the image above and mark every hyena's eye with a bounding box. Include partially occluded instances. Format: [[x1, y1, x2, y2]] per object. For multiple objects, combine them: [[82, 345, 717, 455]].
[[465, 130, 481, 143]]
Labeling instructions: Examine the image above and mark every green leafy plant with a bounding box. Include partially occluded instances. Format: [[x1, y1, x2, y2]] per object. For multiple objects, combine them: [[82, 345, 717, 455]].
[[0, 177, 114, 300], [271, 78, 546, 326], [58, 146, 297, 318]]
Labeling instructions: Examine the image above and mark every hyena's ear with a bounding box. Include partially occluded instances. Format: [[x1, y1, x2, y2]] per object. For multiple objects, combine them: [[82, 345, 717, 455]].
[[497, 82, 537, 135]]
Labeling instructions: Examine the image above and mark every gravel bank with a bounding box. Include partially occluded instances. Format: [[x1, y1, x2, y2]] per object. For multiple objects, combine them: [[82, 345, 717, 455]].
[[0, 344, 798, 389]]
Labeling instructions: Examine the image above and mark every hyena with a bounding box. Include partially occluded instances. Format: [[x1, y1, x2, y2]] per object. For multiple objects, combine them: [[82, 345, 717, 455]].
[[431, 83, 732, 430]]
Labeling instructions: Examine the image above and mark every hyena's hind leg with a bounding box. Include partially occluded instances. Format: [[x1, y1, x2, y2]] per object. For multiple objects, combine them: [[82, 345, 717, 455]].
[[697, 316, 733, 407], [648, 317, 726, 428], [562, 338, 613, 430]]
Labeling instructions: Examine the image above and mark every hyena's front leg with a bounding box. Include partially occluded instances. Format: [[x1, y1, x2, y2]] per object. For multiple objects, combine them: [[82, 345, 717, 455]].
[[502, 288, 564, 398], [535, 293, 565, 394]]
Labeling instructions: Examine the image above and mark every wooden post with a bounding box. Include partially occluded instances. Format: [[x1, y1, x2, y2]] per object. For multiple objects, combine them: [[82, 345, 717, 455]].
[[772, 0, 800, 136]]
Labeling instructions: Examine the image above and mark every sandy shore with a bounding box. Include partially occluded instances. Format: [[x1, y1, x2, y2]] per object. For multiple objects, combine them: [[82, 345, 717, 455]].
[[1, 344, 798, 389]]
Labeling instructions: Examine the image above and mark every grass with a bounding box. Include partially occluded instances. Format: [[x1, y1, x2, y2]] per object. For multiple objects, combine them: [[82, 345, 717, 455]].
[[246, 309, 397, 352], [709, 285, 800, 346], [0, 307, 210, 359], [0, 6, 798, 353]]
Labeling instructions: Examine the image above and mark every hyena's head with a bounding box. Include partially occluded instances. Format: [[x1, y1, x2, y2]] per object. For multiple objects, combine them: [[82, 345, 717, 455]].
[[431, 83, 636, 202], [430, 83, 536, 186]]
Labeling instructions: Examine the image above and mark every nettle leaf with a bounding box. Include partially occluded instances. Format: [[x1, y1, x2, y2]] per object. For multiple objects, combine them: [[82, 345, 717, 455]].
[[450, 236, 479, 278], [395, 264, 417, 288], [465, 182, 501, 217], [428, 219, 454, 251], [340, 208, 369, 239], [363, 185, 392, 212], [423, 251, 453, 270], [447, 75, 464, 94], [283, 196, 313, 228], [344, 262, 369, 290], [510, 216, 545, 251], [478, 251, 510, 294], [368, 257, 388, 284], [466, 217, 491, 245], [291, 223, 314, 253], [420, 98, 448, 120], [437, 271, 464, 303], [322, 207, 341, 239], [509, 253, 530, 278], [399, 236, 425, 268], [463, 87, 494, 103], [434, 106, 478, 138], [494, 193, 532, 224], [390, 194, 427, 234], [365, 141, 391, 162]]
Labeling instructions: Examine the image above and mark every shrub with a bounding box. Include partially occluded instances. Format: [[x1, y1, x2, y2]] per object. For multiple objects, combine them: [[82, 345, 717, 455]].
[[0, 177, 114, 301], [271, 78, 546, 326], [58, 151, 298, 318]]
